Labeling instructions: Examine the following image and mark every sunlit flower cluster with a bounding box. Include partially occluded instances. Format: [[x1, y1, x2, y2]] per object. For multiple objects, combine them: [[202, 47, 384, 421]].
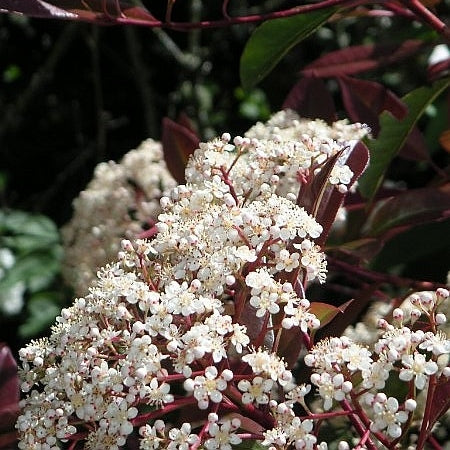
[[16, 115, 449, 450]]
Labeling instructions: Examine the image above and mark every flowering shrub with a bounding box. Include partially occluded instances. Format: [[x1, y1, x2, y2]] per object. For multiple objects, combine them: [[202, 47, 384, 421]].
[[16, 121, 450, 449]]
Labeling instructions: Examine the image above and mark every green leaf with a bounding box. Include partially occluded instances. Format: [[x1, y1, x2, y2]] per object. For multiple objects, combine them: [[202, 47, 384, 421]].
[[0, 252, 60, 293], [235, 440, 267, 450], [359, 78, 450, 200], [240, 8, 337, 90], [18, 293, 62, 338]]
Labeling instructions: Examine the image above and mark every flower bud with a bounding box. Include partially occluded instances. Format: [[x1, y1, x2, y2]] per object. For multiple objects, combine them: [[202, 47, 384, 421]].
[[435, 313, 447, 325]]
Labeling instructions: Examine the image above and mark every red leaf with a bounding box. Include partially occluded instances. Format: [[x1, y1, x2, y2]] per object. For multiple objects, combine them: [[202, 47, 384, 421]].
[[282, 76, 337, 123], [0, 343, 19, 442], [427, 377, 450, 435], [302, 40, 426, 78], [428, 58, 450, 82], [0, 0, 158, 24], [362, 183, 450, 238], [298, 142, 370, 246], [162, 117, 200, 184], [338, 76, 407, 135]]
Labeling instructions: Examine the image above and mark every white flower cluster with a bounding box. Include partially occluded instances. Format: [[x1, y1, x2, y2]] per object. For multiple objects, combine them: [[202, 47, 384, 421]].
[[18, 116, 448, 450], [19, 122, 343, 449], [62, 139, 176, 295], [305, 288, 450, 443]]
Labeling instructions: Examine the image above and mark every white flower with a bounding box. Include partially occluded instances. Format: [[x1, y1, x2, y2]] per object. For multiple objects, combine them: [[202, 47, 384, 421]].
[[310, 372, 352, 411], [183, 366, 233, 410], [204, 419, 242, 450], [238, 376, 274, 405], [367, 395, 408, 439], [168, 423, 199, 449], [242, 348, 292, 385], [399, 352, 438, 389]]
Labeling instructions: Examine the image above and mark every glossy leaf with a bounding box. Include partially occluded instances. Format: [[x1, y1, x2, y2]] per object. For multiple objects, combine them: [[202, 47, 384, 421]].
[[363, 184, 450, 237], [299, 142, 370, 246], [162, 117, 200, 184], [359, 77, 450, 201], [240, 8, 336, 90], [338, 76, 407, 134], [282, 76, 337, 123], [302, 40, 426, 78], [0, 0, 158, 24]]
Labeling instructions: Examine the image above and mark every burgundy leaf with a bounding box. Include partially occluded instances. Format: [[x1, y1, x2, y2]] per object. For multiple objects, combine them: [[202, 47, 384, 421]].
[[0, 343, 19, 443], [0, 0, 158, 24], [162, 117, 200, 184], [302, 40, 426, 78], [427, 377, 450, 436], [0, 0, 77, 19], [282, 76, 337, 123], [362, 183, 450, 238], [427, 58, 450, 82], [398, 126, 430, 162], [338, 76, 407, 135], [298, 142, 370, 247], [0, 430, 19, 449]]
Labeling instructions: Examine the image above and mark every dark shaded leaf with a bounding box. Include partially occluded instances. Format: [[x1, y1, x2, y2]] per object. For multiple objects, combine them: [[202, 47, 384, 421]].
[[240, 8, 336, 90], [0, 0, 158, 24], [338, 76, 407, 135], [302, 40, 426, 78], [359, 78, 450, 201], [371, 218, 450, 272], [398, 126, 430, 162], [162, 117, 200, 184], [282, 76, 336, 123], [299, 142, 370, 246], [327, 238, 383, 263], [363, 184, 450, 238]]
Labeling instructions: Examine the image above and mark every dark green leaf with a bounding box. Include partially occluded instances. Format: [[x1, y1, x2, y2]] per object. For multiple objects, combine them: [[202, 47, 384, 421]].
[[240, 8, 336, 90], [359, 78, 450, 200]]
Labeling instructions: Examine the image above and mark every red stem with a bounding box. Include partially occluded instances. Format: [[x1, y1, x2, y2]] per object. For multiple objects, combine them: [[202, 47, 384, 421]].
[[115, 0, 372, 30], [417, 374, 438, 449]]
